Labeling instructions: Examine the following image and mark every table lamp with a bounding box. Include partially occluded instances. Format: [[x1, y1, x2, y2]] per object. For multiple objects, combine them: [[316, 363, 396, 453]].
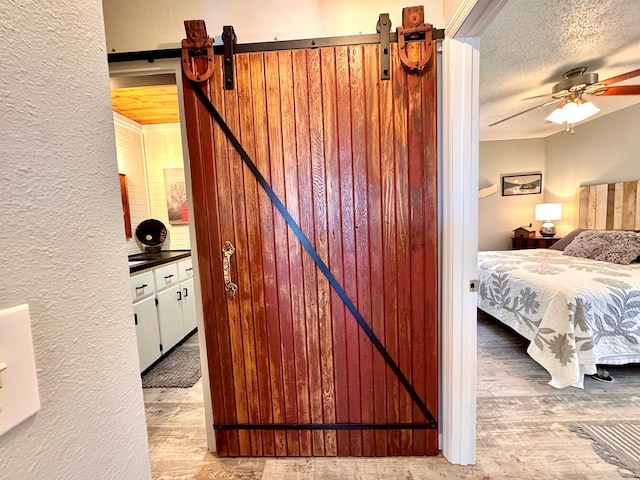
[[535, 203, 562, 237]]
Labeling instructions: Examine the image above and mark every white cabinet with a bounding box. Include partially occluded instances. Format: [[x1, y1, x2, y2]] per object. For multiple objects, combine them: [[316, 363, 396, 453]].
[[133, 295, 161, 372], [177, 258, 197, 335], [129, 255, 197, 373], [180, 276, 197, 333], [156, 284, 185, 353]]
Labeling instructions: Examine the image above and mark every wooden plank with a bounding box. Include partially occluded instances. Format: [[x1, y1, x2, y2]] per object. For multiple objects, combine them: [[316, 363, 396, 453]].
[[292, 48, 326, 457], [308, 48, 337, 456], [587, 185, 597, 229], [578, 186, 590, 229], [270, 50, 301, 456], [206, 55, 243, 456], [278, 49, 313, 456], [234, 53, 265, 456], [421, 40, 440, 456], [364, 43, 388, 457], [606, 183, 616, 230], [335, 45, 362, 456], [321, 47, 350, 456], [595, 184, 608, 229], [636, 183, 640, 230], [622, 181, 638, 230], [111, 84, 180, 124], [391, 41, 413, 455], [406, 41, 426, 456], [221, 59, 254, 456], [613, 182, 624, 229], [381, 42, 401, 457], [260, 51, 289, 456], [244, 52, 276, 457], [349, 44, 375, 457]]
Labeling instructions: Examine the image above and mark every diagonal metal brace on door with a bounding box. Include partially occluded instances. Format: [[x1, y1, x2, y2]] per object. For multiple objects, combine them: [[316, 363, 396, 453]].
[[183, 29, 437, 432]]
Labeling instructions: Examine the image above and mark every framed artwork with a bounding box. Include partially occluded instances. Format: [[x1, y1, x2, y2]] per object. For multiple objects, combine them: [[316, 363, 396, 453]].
[[163, 168, 188, 224], [502, 173, 542, 196]]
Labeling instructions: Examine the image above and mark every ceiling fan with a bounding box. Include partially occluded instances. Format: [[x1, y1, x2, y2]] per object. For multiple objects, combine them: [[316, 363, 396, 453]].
[[490, 66, 640, 128]]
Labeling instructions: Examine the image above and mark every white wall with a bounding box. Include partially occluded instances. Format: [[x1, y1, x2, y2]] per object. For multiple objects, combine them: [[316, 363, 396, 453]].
[[544, 103, 640, 235], [443, 0, 464, 24], [114, 113, 152, 255], [102, 0, 444, 52], [114, 118, 191, 253], [142, 124, 191, 250], [478, 138, 545, 251], [0, 1, 151, 479]]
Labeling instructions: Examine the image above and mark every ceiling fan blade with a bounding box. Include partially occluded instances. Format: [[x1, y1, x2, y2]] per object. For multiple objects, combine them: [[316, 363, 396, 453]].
[[489, 99, 562, 127], [520, 93, 552, 101], [590, 85, 640, 96], [599, 68, 640, 86]]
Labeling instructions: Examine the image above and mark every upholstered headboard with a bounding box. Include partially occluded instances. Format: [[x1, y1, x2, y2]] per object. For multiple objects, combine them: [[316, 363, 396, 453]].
[[578, 180, 640, 230]]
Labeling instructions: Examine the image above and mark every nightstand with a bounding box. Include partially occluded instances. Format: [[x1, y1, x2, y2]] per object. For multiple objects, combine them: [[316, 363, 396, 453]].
[[512, 236, 561, 250]]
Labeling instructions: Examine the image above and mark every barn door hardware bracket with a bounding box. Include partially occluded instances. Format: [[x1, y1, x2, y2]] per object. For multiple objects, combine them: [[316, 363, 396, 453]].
[[377, 13, 391, 80], [182, 20, 215, 83], [397, 6, 433, 72], [222, 25, 237, 90]]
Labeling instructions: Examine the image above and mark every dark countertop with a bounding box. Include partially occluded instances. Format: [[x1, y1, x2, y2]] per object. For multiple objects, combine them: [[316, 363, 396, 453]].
[[128, 250, 191, 274]]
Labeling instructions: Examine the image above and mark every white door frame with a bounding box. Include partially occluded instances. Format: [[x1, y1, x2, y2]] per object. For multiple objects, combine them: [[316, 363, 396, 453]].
[[109, 59, 217, 450], [441, 0, 507, 465]]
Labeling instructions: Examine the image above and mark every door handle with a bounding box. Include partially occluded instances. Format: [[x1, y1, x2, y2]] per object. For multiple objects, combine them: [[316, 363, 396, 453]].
[[222, 241, 238, 297]]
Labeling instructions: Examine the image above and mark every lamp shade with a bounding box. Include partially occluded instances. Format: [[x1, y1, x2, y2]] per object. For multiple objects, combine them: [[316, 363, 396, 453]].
[[535, 203, 562, 221]]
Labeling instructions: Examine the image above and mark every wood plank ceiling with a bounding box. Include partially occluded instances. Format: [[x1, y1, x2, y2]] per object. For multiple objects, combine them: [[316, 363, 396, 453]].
[[110, 84, 180, 124]]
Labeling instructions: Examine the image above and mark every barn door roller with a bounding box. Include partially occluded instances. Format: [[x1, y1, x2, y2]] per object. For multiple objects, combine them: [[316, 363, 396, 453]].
[[181, 20, 215, 83], [397, 6, 433, 72], [182, 21, 236, 88]]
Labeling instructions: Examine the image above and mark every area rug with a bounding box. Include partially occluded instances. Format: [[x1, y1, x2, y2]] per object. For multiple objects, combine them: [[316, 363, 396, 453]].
[[142, 343, 201, 388], [570, 423, 640, 479]]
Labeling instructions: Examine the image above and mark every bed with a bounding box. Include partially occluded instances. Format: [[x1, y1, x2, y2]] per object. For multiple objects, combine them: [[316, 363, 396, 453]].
[[478, 180, 640, 388]]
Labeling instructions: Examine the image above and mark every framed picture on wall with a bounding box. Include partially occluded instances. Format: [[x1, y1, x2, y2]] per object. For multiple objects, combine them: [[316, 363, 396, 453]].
[[163, 168, 188, 224], [502, 173, 542, 196]]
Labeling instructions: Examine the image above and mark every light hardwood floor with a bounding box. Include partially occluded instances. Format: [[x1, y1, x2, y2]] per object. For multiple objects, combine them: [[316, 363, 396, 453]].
[[143, 315, 640, 479]]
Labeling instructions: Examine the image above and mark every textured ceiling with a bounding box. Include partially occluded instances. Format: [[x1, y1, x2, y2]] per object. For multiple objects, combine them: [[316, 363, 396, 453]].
[[479, 0, 640, 141]]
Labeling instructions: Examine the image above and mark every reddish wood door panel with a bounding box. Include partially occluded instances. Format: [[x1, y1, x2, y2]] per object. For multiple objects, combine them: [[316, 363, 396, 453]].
[[183, 41, 438, 457]]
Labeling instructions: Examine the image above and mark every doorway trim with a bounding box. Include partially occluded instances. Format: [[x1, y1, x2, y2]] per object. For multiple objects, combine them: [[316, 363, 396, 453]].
[[440, 0, 507, 465], [109, 58, 216, 450]]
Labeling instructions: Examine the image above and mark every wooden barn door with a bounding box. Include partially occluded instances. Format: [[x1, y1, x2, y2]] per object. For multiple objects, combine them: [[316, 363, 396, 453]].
[[182, 27, 438, 457]]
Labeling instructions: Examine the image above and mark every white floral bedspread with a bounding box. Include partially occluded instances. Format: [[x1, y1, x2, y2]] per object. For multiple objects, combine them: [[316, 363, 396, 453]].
[[477, 249, 640, 388]]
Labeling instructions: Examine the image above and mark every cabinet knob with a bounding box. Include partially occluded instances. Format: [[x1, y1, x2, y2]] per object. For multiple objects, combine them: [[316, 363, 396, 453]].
[[135, 284, 148, 291], [183, 287, 188, 298], [177, 290, 182, 301]]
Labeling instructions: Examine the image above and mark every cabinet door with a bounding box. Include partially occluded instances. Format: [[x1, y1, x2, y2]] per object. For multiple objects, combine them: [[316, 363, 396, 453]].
[[180, 277, 197, 334], [156, 285, 184, 352], [133, 296, 161, 372]]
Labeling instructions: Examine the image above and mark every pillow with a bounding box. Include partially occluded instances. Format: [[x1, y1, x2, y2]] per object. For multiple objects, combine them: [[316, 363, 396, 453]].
[[548, 228, 586, 251], [563, 230, 640, 265]]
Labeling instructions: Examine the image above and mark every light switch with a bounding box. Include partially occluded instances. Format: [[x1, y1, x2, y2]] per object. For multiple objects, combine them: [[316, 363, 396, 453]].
[[0, 304, 40, 436]]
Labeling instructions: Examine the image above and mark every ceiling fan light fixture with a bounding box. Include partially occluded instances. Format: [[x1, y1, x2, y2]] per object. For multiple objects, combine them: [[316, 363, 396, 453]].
[[545, 98, 600, 125]]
